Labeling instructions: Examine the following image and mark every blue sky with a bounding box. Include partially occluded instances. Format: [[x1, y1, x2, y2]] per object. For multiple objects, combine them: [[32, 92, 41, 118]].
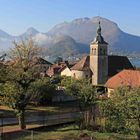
[[0, 0, 140, 36]]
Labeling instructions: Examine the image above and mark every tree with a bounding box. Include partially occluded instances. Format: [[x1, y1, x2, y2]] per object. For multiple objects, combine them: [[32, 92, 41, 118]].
[[126, 88, 140, 138], [99, 87, 140, 137], [0, 39, 41, 129], [0, 63, 7, 83], [31, 77, 56, 105], [61, 77, 97, 129]]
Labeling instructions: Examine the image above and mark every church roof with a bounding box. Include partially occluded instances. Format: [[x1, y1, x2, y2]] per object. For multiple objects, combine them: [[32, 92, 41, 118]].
[[108, 55, 134, 77], [71, 55, 134, 76], [106, 70, 140, 89], [71, 56, 90, 71]]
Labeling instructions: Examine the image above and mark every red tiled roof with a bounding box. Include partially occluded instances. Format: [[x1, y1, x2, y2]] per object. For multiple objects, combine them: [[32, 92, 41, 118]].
[[70, 56, 90, 71], [46, 62, 68, 77], [105, 70, 140, 89]]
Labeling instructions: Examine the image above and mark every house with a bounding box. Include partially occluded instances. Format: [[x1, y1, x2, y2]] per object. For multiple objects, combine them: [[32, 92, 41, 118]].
[[33, 57, 52, 74], [105, 69, 140, 97], [61, 56, 96, 80], [47, 61, 69, 77], [61, 66, 72, 77], [70, 56, 91, 79]]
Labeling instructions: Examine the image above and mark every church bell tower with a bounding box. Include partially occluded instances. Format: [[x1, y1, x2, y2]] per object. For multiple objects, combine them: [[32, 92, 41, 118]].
[[90, 21, 108, 85]]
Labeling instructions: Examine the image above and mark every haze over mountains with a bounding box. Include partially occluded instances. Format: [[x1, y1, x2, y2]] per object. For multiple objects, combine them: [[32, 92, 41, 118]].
[[0, 16, 140, 57]]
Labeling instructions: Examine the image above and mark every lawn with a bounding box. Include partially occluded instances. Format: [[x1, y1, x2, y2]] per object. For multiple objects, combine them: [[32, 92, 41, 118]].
[[14, 125, 137, 140]]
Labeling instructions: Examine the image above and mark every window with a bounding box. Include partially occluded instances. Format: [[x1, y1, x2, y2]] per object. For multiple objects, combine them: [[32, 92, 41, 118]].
[[94, 48, 96, 55], [91, 48, 93, 54]]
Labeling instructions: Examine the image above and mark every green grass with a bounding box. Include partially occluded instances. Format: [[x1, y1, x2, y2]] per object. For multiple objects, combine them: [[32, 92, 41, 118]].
[[15, 125, 137, 140]]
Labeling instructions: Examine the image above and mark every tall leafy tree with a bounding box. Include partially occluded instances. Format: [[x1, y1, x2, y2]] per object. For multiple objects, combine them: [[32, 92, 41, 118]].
[[0, 39, 41, 129], [61, 77, 97, 128]]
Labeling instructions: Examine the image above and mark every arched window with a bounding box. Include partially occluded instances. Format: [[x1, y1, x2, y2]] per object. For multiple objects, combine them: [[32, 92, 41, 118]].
[[91, 48, 94, 54], [94, 48, 96, 55]]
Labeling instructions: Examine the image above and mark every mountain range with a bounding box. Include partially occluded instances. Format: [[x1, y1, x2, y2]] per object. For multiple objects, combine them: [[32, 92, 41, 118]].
[[0, 16, 140, 57]]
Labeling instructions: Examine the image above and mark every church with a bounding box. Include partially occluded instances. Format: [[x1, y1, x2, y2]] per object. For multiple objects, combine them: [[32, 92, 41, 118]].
[[61, 21, 134, 85]]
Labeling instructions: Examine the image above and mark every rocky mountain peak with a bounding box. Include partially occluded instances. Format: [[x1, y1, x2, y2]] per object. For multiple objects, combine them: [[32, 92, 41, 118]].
[[25, 27, 39, 35]]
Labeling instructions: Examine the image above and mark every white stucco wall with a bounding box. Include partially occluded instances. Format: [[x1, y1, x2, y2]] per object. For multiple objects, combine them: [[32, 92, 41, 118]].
[[61, 67, 72, 77], [107, 88, 114, 97], [71, 70, 90, 79]]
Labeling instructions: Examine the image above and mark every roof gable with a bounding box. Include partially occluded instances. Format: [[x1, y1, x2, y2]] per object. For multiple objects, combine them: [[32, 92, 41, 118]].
[[71, 56, 90, 71], [106, 70, 140, 89]]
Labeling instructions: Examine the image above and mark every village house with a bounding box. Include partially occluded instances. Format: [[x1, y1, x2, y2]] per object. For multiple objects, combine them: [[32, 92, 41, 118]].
[[68, 56, 91, 79], [46, 61, 69, 77], [105, 69, 140, 97], [32, 57, 52, 76], [61, 66, 72, 77]]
